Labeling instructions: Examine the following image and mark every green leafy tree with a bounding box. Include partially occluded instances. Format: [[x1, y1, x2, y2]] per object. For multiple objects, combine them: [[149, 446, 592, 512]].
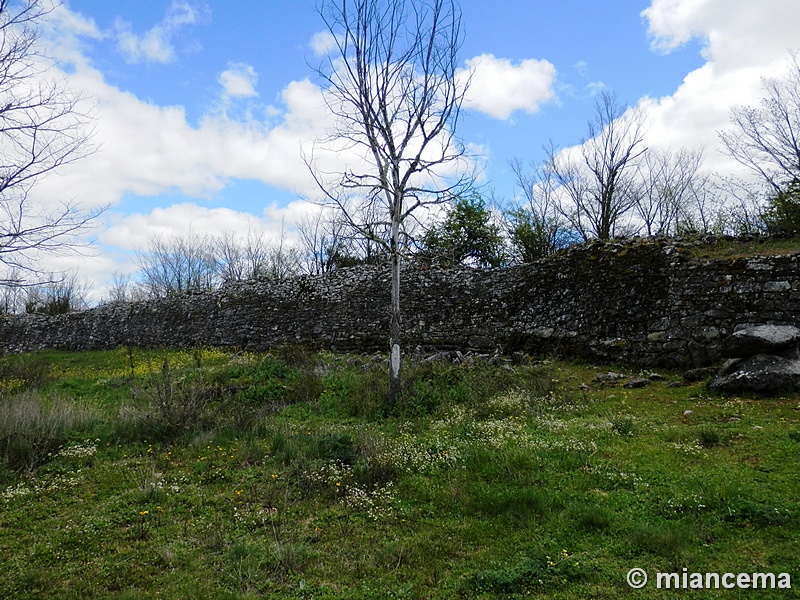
[[763, 179, 800, 234], [505, 207, 560, 263], [420, 195, 506, 268]]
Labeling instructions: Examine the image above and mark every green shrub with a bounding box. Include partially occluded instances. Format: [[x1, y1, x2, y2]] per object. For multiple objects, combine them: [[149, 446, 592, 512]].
[[316, 431, 357, 465]]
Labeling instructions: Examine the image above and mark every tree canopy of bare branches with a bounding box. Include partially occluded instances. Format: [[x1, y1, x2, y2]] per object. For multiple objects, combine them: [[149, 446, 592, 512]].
[[719, 53, 800, 194], [546, 92, 647, 241], [0, 0, 97, 284], [309, 0, 472, 400], [631, 148, 704, 236]]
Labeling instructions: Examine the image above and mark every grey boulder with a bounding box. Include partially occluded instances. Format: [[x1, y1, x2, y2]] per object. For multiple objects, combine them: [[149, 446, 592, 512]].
[[708, 353, 800, 394], [720, 324, 800, 358]]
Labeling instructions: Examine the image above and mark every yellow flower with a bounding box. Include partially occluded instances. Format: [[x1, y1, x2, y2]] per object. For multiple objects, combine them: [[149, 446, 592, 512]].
[[139, 510, 149, 515]]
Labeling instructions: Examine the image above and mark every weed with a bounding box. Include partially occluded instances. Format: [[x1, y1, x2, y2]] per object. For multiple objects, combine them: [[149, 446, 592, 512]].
[[629, 522, 690, 557], [0, 354, 51, 394], [0, 392, 98, 472], [131, 362, 215, 439], [571, 503, 613, 531], [609, 414, 636, 436], [268, 540, 312, 577], [724, 499, 791, 527], [697, 426, 723, 448]]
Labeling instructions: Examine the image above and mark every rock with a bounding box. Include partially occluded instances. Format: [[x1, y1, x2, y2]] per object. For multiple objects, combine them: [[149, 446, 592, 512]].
[[720, 324, 800, 359], [683, 367, 717, 382], [624, 378, 651, 389], [424, 350, 463, 364], [596, 372, 626, 382], [708, 353, 800, 394]]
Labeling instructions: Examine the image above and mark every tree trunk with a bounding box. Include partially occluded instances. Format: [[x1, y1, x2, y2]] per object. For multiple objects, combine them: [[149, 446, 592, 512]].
[[389, 208, 402, 404]]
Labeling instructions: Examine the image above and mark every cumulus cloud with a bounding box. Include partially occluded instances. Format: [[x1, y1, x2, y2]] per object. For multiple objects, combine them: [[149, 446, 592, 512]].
[[309, 31, 338, 57], [219, 63, 259, 99], [636, 0, 800, 175], [114, 1, 207, 64], [643, 0, 800, 71], [458, 54, 557, 120]]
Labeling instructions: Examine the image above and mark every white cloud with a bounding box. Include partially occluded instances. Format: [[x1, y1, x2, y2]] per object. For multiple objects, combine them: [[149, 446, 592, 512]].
[[643, 0, 800, 71], [458, 54, 557, 120], [114, 1, 206, 64], [100, 203, 286, 251], [32, 63, 332, 211], [219, 63, 259, 99], [310, 31, 338, 56], [636, 0, 800, 175]]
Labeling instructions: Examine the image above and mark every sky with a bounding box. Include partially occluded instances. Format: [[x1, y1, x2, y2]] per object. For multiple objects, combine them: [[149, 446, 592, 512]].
[[19, 0, 800, 300]]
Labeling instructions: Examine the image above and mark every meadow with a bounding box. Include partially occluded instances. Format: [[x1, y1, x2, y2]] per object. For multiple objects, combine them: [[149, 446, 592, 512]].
[[0, 346, 797, 598]]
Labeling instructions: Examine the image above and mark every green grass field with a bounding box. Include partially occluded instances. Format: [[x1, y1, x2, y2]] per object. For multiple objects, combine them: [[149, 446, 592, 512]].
[[0, 347, 797, 598]]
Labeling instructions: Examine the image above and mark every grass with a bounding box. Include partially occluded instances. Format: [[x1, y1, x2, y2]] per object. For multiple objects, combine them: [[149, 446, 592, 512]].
[[0, 348, 798, 598], [686, 234, 800, 260]]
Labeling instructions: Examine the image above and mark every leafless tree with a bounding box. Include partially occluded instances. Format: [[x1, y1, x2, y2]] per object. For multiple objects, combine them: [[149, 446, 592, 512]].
[[297, 208, 346, 275], [631, 148, 704, 236], [24, 269, 88, 315], [136, 234, 219, 298], [308, 0, 472, 400], [546, 92, 648, 241], [712, 176, 769, 235], [719, 52, 800, 194], [674, 172, 724, 234], [0, 0, 97, 284], [217, 224, 301, 284]]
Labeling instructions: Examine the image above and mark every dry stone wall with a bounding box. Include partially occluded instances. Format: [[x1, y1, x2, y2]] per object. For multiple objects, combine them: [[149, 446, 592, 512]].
[[2, 239, 800, 369]]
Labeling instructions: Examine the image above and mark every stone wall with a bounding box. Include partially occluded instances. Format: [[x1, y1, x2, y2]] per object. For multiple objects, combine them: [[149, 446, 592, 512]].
[[2, 239, 799, 368]]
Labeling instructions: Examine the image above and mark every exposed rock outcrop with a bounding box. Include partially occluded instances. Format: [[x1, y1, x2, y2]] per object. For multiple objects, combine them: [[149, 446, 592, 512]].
[[709, 325, 800, 394]]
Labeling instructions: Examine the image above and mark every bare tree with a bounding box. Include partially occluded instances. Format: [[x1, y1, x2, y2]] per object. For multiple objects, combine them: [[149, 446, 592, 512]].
[[0, 0, 97, 284], [309, 0, 472, 400], [631, 148, 704, 236], [102, 272, 147, 305], [24, 270, 88, 315], [712, 176, 769, 235], [297, 208, 347, 275], [675, 172, 724, 234], [719, 53, 800, 194], [136, 234, 219, 298], [546, 92, 648, 241]]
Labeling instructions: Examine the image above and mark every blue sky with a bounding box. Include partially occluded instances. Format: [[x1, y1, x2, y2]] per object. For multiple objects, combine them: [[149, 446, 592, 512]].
[[25, 0, 800, 297]]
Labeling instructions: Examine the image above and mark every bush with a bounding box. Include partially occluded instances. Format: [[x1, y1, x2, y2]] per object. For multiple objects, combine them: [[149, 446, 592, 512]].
[[130, 363, 215, 440], [763, 180, 800, 235], [0, 392, 98, 472]]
